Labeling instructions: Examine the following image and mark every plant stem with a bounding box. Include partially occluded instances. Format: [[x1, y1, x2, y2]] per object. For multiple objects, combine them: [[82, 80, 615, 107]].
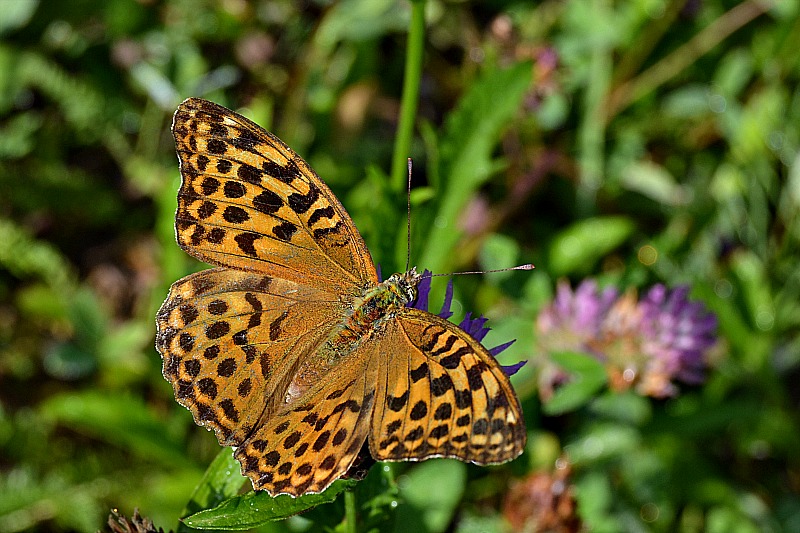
[[577, 0, 611, 215], [344, 490, 357, 533], [606, 0, 774, 119], [390, 0, 426, 192]]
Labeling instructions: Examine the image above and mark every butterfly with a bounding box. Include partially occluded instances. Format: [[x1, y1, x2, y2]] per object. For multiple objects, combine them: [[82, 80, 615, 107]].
[[155, 98, 526, 497]]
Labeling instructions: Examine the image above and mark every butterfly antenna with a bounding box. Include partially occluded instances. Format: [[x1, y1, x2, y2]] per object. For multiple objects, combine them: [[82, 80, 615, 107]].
[[404, 158, 533, 277], [429, 264, 535, 277], [405, 158, 413, 272]]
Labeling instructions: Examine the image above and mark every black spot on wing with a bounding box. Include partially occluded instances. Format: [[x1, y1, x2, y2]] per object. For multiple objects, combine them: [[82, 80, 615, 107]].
[[287, 183, 319, 214], [235, 232, 259, 256], [230, 129, 260, 154], [273, 221, 298, 242], [431, 374, 454, 396], [223, 205, 249, 223], [263, 159, 301, 184], [224, 180, 245, 198], [253, 190, 283, 214], [431, 334, 457, 356], [388, 390, 409, 411], [200, 177, 220, 195], [217, 159, 232, 174], [410, 362, 429, 383], [312, 221, 345, 245], [439, 347, 471, 369], [269, 310, 289, 341], [207, 139, 227, 155], [409, 401, 428, 420], [238, 163, 263, 184], [308, 206, 335, 226]]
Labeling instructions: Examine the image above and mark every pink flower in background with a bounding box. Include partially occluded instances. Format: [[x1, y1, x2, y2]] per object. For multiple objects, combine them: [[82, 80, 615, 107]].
[[537, 280, 718, 398]]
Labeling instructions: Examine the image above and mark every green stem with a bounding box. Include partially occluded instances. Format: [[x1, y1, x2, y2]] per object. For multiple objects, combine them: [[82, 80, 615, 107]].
[[606, 0, 773, 119], [390, 0, 426, 192], [577, 0, 611, 215], [344, 489, 357, 533]]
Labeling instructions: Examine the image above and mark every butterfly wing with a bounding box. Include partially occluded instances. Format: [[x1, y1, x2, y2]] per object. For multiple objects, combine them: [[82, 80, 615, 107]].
[[369, 309, 526, 465], [156, 268, 345, 446], [234, 342, 380, 497], [161, 97, 381, 447], [172, 97, 378, 292]]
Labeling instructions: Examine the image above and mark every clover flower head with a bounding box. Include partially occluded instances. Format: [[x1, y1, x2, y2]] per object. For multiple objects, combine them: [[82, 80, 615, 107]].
[[502, 457, 582, 532], [536, 280, 619, 356], [537, 279, 718, 398], [637, 284, 718, 395]]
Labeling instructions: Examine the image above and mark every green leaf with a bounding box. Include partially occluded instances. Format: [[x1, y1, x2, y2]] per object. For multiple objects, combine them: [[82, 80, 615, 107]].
[[569, 423, 640, 464], [394, 459, 466, 533], [479, 233, 522, 280], [542, 351, 607, 415], [662, 84, 711, 119], [548, 216, 635, 276], [574, 471, 620, 533], [589, 391, 652, 426], [39, 391, 190, 467], [315, 0, 408, 49], [0, 218, 75, 292], [620, 160, 689, 206], [180, 449, 247, 525], [0, 0, 37, 35], [182, 479, 359, 529], [455, 512, 506, 533], [354, 463, 399, 531]]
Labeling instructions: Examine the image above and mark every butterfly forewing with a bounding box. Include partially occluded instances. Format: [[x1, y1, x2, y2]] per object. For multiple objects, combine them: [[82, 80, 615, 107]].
[[369, 310, 526, 465], [172, 98, 377, 292]]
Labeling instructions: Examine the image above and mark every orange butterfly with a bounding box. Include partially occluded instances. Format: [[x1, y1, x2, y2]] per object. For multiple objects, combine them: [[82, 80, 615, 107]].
[[156, 98, 526, 497]]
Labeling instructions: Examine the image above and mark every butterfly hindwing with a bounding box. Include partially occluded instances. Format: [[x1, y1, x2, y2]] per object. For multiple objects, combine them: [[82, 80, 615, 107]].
[[156, 267, 343, 446], [172, 98, 377, 292], [369, 310, 526, 465], [234, 349, 379, 496]]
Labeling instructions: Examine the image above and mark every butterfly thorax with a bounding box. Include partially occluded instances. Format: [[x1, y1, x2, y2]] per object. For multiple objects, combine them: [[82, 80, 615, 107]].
[[340, 268, 421, 342], [283, 268, 421, 404]]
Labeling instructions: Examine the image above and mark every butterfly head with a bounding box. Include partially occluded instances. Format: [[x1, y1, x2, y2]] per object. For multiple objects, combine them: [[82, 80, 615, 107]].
[[384, 267, 422, 305]]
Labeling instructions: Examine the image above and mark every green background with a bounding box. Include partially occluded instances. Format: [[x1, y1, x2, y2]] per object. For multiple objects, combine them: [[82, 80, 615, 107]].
[[1, 0, 798, 531]]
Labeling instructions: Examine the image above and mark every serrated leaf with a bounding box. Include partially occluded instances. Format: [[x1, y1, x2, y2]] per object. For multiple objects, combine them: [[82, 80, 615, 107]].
[[182, 479, 358, 529]]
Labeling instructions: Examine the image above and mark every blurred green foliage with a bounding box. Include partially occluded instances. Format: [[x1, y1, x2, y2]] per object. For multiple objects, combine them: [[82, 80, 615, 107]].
[[1, 0, 799, 531]]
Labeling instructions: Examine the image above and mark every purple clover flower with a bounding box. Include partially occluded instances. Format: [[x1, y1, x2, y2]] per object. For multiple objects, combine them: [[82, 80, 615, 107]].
[[537, 280, 619, 353], [411, 270, 526, 376], [638, 284, 718, 394], [537, 279, 718, 398]]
